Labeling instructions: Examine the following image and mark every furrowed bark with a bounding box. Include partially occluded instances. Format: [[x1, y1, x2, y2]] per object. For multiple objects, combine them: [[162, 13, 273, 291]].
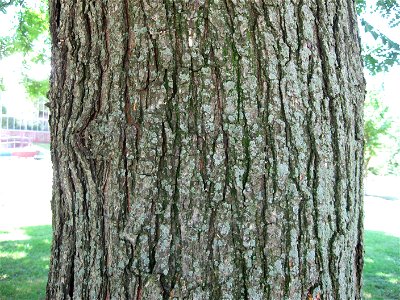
[[47, 0, 365, 299]]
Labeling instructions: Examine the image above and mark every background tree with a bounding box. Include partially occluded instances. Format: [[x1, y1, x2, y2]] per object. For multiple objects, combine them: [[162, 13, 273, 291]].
[[2, 1, 399, 95], [387, 136, 400, 174], [363, 89, 392, 173], [46, 1, 365, 299], [0, 0, 49, 100], [2, 1, 398, 96], [357, 0, 400, 175], [356, 0, 400, 74]]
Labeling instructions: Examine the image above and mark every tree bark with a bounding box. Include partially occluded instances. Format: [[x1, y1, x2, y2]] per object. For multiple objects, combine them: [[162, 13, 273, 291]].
[[47, 0, 365, 299]]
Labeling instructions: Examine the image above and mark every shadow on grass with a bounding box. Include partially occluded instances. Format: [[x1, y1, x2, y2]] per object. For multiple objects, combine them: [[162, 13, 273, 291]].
[[363, 230, 400, 300], [0, 226, 398, 299], [0, 225, 51, 299]]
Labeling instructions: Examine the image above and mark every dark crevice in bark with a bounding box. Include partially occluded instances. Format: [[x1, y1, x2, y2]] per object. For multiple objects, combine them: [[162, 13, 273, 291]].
[[101, 3, 110, 71], [346, 0, 356, 33], [100, 162, 110, 300], [48, 1, 365, 298], [50, 0, 61, 34], [84, 9, 92, 46], [305, 107, 323, 290], [333, 11, 342, 70], [295, 0, 305, 64], [223, 0, 236, 34], [248, 4, 263, 115], [139, 0, 160, 74], [68, 168, 77, 297], [327, 103, 342, 300], [168, 146, 183, 295], [315, 1, 343, 297], [68, 260, 75, 297], [260, 171, 270, 297], [311, 152, 324, 293], [229, 187, 249, 300], [277, 50, 292, 300], [135, 275, 143, 300], [149, 195, 161, 274], [160, 273, 170, 300], [122, 131, 130, 212]]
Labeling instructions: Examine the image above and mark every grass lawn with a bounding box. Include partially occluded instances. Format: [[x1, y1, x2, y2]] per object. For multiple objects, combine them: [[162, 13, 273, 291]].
[[33, 143, 50, 151], [0, 228, 398, 299], [363, 231, 400, 299], [0, 226, 51, 299]]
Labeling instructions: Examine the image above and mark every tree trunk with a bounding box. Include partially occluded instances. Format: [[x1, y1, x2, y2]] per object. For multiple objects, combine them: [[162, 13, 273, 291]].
[[47, 0, 365, 299]]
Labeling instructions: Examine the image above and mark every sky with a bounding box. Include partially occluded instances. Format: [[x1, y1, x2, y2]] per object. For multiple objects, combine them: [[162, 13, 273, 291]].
[[360, 2, 400, 120], [0, 54, 49, 117], [0, 1, 49, 118]]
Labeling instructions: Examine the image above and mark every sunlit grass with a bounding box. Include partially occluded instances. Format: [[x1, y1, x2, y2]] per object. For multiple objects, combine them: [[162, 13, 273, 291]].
[[0, 227, 398, 299], [0, 250, 27, 259], [362, 231, 400, 300], [0, 225, 51, 299]]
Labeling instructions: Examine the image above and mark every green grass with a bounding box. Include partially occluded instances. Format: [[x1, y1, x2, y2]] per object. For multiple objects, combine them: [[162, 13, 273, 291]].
[[33, 143, 50, 151], [0, 225, 51, 299], [0, 228, 398, 299], [362, 231, 400, 299]]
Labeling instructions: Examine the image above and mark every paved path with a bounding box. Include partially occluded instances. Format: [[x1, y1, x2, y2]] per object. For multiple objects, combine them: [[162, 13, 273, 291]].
[[364, 175, 400, 237], [0, 157, 52, 229], [365, 175, 400, 200], [0, 157, 399, 237]]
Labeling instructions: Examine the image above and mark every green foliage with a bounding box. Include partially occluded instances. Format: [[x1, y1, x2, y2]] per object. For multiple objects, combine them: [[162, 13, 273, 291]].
[[0, 0, 398, 101], [0, 77, 5, 91], [357, 0, 400, 74], [361, 19, 400, 74], [22, 76, 49, 101], [0, 0, 23, 14], [0, 0, 50, 100], [375, 0, 400, 27], [10, 6, 49, 55], [387, 128, 400, 175], [364, 90, 392, 173], [0, 36, 12, 59], [30, 37, 51, 63], [0, 0, 397, 102]]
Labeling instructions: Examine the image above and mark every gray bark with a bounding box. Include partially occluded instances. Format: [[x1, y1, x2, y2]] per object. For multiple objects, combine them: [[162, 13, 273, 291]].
[[47, 0, 365, 299]]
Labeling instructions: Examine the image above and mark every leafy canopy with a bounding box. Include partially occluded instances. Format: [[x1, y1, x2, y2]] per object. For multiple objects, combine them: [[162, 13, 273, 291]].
[[357, 0, 400, 74], [0, 0, 49, 98], [0, 0, 398, 174], [0, 0, 399, 98], [364, 90, 392, 166]]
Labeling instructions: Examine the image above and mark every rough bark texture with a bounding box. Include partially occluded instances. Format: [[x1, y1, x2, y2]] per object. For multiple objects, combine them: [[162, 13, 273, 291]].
[[47, 0, 365, 299]]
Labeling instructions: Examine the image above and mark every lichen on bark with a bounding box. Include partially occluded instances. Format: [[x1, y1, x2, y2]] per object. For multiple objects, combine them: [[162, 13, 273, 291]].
[[47, 0, 365, 299]]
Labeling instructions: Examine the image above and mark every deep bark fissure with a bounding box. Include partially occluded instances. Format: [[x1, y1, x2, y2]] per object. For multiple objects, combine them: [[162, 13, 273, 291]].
[[47, 1, 366, 299]]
